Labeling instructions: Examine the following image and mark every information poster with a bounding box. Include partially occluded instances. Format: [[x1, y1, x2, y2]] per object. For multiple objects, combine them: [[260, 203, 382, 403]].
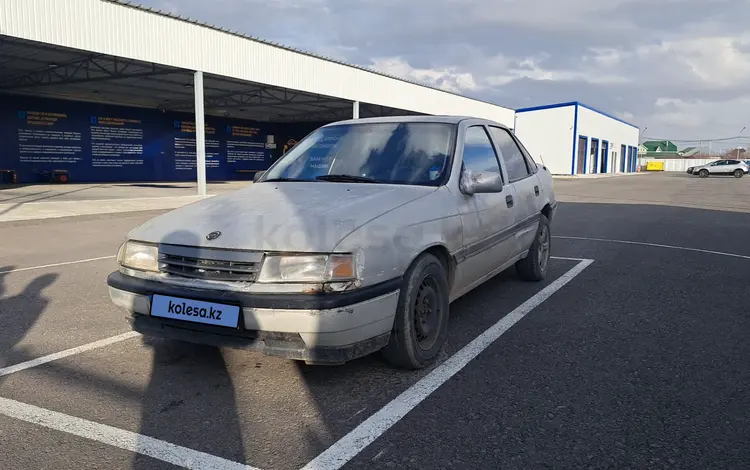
[[16, 110, 83, 166], [90, 115, 145, 168], [225, 124, 267, 170], [173, 120, 221, 172]]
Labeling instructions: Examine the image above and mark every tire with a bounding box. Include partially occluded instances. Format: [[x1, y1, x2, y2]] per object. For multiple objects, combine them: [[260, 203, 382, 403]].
[[382, 253, 450, 369], [699, 169, 709, 178], [515, 214, 551, 282], [734, 169, 744, 178]]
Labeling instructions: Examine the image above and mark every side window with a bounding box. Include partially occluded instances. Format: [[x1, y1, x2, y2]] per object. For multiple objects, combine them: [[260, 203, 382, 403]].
[[512, 132, 538, 174], [462, 126, 502, 174], [489, 126, 532, 181]]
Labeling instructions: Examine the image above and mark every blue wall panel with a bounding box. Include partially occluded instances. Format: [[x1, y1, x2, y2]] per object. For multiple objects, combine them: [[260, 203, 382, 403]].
[[0, 95, 325, 184]]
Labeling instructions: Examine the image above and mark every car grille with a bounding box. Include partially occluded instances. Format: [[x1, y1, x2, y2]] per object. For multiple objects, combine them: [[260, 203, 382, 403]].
[[158, 245, 262, 282]]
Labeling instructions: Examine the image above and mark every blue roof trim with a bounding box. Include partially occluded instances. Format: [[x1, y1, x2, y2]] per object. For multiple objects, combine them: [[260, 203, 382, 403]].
[[515, 102, 577, 113], [515, 101, 639, 130]]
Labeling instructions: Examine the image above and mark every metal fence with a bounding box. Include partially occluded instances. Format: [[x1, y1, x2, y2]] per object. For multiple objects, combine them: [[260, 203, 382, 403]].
[[638, 158, 720, 172]]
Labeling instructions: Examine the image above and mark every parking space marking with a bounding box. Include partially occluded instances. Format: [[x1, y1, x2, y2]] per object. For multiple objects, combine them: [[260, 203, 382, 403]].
[[555, 236, 750, 261], [0, 396, 259, 470], [550, 256, 588, 261], [0, 332, 140, 378], [301, 258, 594, 470], [0, 256, 116, 274]]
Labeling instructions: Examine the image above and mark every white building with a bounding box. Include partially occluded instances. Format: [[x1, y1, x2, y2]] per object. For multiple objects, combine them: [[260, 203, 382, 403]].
[[514, 102, 640, 175]]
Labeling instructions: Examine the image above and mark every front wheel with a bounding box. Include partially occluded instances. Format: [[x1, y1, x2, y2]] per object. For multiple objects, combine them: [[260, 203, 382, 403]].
[[516, 214, 551, 282], [734, 169, 744, 178], [382, 253, 450, 369], [699, 169, 709, 178]]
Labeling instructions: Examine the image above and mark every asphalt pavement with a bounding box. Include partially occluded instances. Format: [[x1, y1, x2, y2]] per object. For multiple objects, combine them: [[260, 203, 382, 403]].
[[1, 173, 749, 469]]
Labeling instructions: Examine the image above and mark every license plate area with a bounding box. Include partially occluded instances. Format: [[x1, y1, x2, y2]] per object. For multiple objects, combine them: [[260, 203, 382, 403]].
[[150, 294, 241, 329]]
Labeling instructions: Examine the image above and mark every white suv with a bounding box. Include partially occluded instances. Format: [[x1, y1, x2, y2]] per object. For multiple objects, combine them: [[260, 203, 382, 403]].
[[687, 160, 749, 178]]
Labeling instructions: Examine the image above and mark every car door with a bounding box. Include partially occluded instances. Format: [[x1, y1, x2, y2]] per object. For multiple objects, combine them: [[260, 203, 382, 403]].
[[707, 160, 727, 174], [488, 126, 544, 256], [452, 125, 519, 293]]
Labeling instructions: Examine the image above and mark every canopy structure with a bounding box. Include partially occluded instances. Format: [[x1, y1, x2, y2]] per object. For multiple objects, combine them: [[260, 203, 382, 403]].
[[0, 0, 516, 192]]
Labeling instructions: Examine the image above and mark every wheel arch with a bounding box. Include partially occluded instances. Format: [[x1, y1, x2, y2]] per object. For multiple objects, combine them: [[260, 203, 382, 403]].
[[541, 203, 552, 220], [411, 244, 456, 291]]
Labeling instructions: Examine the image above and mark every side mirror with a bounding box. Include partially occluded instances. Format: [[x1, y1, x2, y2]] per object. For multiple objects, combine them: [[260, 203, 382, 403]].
[[459, 170, 504, 195], [253, 171, 265, 183]]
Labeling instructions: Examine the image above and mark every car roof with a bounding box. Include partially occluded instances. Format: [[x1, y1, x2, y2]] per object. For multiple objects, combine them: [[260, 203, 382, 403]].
[[324, 115, 509, 129]]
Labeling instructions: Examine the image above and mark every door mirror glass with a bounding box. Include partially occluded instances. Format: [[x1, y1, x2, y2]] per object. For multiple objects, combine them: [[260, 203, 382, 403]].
[[253, 171, 265, 182], [460, 169, 504, 195]]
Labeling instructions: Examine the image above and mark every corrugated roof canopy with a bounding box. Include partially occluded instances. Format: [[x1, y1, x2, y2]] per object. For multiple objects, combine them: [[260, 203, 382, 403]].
[[0, 36, 418, 122], [0, 0, 515, 126]]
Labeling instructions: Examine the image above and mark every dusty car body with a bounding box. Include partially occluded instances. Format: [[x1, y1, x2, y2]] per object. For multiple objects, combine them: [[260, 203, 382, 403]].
[[107, 115, 558, 369]]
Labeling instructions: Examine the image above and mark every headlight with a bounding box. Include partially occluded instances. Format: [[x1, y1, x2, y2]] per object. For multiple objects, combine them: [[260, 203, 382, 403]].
[[118, 240, 159, 272], [257, 254, 356, 283]]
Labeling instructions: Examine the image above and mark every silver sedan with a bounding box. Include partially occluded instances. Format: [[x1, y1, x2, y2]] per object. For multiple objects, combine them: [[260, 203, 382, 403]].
[[107, 115, 558, 369]]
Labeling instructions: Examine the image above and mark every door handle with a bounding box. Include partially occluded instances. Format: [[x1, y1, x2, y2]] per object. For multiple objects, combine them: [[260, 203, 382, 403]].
[[506, 195, 514, 208], [534, 185, 540, 196]]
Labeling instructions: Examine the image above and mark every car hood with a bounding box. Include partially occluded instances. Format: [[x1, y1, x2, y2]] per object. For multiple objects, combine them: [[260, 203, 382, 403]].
[[127, 182, 437, 252]]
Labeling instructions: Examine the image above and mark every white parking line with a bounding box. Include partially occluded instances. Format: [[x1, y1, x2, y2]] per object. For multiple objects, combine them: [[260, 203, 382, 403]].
[[0, 332, 140, 378], [0, 396, 259, 470], [0, 256, 116, 274], [550, 255, 588, 262], [554, 236, 750, 261], [301, 258, 594, 470]]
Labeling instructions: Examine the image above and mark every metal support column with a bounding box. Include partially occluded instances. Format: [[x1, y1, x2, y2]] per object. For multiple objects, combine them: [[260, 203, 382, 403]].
[[352, 101, 360, 119], [194, 71, 207, 196]]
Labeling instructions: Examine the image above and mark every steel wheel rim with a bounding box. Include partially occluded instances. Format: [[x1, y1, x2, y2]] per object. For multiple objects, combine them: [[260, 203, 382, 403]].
[[538, 225, 550, 271], [413, 275, 441, 351]]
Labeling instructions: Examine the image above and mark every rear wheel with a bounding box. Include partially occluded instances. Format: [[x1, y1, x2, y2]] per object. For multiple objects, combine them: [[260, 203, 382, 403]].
[[734, 169, 744, 178], [699, 169, 709, 178], [516, 214, 551, 282], [382, 253, 450, 369]]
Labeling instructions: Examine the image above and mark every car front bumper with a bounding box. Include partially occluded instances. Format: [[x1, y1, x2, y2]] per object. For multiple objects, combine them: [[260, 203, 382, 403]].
[[107, 271, 401, 364]]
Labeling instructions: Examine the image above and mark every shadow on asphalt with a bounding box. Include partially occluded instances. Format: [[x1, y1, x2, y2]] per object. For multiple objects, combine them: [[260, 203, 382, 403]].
[[132, 229, 246, 469], [0, 268, 58, 369]]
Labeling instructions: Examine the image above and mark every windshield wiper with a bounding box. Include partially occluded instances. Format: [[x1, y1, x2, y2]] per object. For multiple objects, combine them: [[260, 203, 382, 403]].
[[261, 177, 310, 182], [316, 174, 379, 183]]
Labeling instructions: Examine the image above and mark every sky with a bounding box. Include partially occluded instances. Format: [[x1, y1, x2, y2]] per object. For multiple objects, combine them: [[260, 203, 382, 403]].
[[139, 0, 750, 150]]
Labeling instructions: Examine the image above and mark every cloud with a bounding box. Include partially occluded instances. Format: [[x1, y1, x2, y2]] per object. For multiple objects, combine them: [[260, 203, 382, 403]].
[[136, 0, 750, 142], [369, 57, 480, 93]]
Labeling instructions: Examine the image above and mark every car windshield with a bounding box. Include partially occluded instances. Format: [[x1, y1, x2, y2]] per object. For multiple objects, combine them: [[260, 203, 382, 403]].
[[261, 121, 456, 186]]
